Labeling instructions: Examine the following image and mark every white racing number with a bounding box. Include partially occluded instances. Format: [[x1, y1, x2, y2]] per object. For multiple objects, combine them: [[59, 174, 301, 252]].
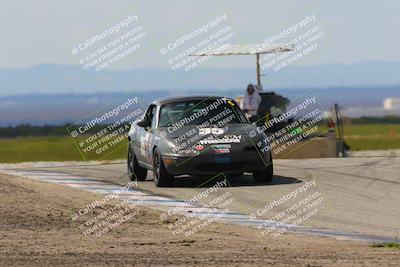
[[199, 128, 225, 135]]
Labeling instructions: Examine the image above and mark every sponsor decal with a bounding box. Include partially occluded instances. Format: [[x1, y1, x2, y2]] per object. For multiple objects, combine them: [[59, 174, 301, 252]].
[[212, 144, 231, 154], [227, 100, 235, 106], [195, 144, 205, 151], [200, 135, 242, 145]]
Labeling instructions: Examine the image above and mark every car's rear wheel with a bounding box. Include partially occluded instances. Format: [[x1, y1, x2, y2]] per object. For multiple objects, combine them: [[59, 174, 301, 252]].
[[153, 148, 174, 187], [127, 144, 147, 181], [253, 152, 273, 183]]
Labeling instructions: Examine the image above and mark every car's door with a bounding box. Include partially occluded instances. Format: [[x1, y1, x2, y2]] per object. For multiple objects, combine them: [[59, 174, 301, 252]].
[[135, 104, 157, 165]]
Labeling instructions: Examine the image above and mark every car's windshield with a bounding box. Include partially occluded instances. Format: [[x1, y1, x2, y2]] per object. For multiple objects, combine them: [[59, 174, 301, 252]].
[[159, 98, 247, 127]]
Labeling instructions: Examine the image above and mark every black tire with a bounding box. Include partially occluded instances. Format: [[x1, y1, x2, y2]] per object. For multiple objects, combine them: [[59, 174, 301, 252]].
[[253, 152, 273, 183], [153, 148, 174, 187], [127, 144, 147, 181]]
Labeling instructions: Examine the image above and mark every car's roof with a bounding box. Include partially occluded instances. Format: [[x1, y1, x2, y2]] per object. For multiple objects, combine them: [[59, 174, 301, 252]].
[[152, 95, 232, 105]]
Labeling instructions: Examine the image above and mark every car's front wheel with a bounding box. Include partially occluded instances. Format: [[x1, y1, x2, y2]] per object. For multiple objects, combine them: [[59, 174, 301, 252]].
[[253, 152, 273, 183], [127, 144, 147, 181], [153, 148, 174, 187]]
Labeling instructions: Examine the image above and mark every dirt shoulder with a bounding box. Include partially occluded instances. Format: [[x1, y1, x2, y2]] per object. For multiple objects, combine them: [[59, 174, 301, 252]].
[[0, 173, 399, 267]]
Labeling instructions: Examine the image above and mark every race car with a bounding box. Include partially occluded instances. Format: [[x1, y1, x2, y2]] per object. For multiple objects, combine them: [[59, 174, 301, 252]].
[[127, 96, 273, 187]]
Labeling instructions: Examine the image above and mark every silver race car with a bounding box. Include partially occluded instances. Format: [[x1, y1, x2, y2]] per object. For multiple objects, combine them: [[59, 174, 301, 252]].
[[127, 96, 273, 187]]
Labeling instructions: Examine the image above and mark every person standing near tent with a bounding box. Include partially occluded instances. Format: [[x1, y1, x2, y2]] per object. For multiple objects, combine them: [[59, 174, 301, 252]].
[[240, 83, 261, 118]]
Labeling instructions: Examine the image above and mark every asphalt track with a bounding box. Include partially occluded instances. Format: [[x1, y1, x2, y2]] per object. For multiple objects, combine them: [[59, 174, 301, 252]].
[[1, 155, 399, 242]]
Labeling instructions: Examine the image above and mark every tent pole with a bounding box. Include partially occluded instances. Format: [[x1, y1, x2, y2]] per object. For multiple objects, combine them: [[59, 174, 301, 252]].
[[256, 53, 261, 87]]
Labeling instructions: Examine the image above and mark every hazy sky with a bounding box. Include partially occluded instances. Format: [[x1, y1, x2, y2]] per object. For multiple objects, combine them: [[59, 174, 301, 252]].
[[1, 0, 399, 69]]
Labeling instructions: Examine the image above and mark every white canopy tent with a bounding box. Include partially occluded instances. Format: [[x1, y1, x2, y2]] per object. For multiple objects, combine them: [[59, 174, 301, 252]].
[[190, 43, 294, 87]]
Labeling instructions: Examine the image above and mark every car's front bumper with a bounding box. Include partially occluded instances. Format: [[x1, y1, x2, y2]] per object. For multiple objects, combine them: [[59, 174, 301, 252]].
[[161, 148, 271, 176]]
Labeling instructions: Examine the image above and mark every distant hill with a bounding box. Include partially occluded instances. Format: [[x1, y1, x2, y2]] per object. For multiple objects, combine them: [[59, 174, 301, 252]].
[[1, 61, 400, 126], [1, 61, 400, 95], [1, 86, 400, 126]]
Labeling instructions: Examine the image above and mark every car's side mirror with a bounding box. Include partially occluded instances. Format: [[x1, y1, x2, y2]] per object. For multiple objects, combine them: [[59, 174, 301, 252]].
[[249, 115, 260, 123], [137, 118, 151, 128]]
